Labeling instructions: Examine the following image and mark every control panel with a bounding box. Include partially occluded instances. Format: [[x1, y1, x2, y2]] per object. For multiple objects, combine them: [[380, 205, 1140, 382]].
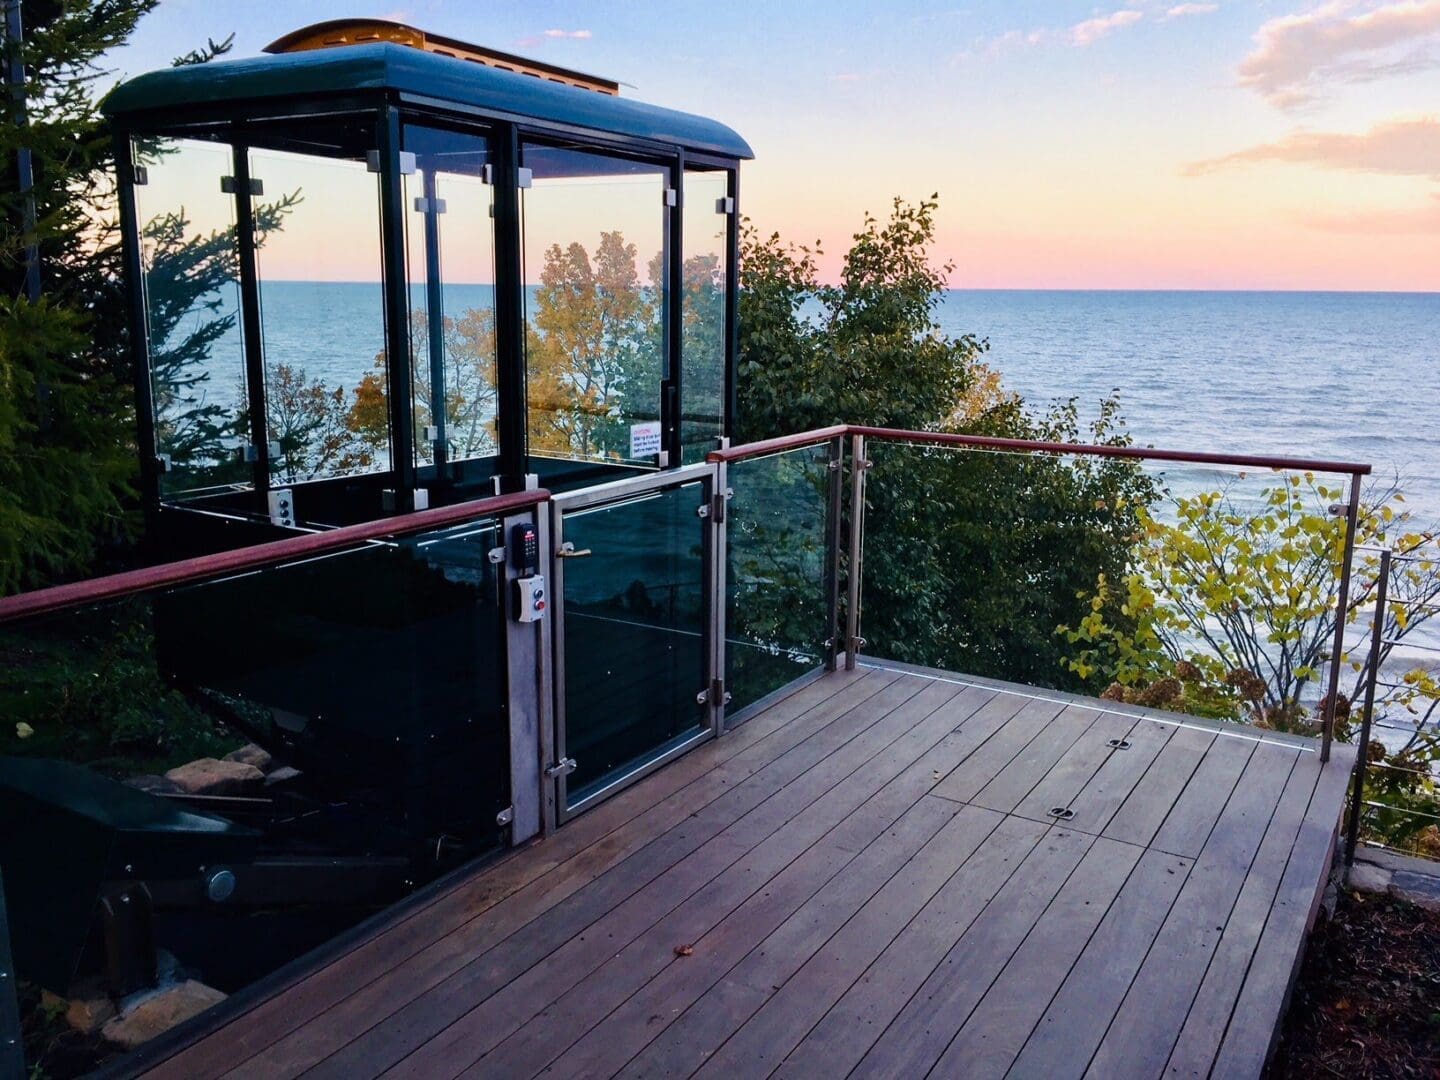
[[514, 574, 546, 623], [509, 522, 539, 576], [267, 488, 295, 528], [509, 522, 545, 622]]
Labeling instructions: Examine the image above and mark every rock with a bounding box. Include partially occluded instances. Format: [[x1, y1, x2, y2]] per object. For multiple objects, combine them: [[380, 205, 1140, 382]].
[[125, 774, 184, 795], [1390, 869, 1440, 912], [1320, 878, 1338, 920], [102, 980, 226, 1049], [1346, 861, 1392, 894], [224, 743, 273, 772], [262, 766, 300, 789], [66, 993, 117, 1035], [164, 758, 264, 796], [264, 764, 302, 788]]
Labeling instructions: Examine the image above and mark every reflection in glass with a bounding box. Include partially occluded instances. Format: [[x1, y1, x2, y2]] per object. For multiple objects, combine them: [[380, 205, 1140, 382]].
[[726, 445, 832, 712], [680, 169, 730, 463], [560, 484, 706, 802], [403, 127, 499, 473], [247, 147, 389, 485], [154, 519, 509, 844], [0, 511, 511, 1060], [134, 137, 252, 494], [521, 144, 667, 471]]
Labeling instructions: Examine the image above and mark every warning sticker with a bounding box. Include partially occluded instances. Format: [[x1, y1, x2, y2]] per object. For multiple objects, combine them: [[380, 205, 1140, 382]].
[[630, 420, 663, 458]]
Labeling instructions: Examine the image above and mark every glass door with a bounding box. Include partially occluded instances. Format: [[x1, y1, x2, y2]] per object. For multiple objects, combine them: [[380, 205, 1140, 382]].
[[519, 142, 671, 491], [551, 467, 715, 818]]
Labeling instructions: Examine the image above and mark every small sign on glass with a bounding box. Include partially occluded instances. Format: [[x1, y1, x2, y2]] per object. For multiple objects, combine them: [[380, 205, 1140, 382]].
[[630, 420, 663, 458]]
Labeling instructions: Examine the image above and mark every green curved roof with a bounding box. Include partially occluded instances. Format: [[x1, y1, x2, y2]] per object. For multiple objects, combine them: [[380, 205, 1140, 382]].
[[105, 43, 753, 160]]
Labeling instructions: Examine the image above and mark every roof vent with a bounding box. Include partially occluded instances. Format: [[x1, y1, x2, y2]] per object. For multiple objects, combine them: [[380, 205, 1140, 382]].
[[263, 19, 620, 96]]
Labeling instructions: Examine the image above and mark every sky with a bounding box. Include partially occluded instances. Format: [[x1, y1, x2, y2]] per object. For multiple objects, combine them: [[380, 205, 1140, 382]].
[[104, 1, 1440, 291]]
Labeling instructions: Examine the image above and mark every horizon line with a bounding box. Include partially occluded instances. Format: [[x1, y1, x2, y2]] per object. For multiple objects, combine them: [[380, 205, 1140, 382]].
[[258, 279, 1440, 296]]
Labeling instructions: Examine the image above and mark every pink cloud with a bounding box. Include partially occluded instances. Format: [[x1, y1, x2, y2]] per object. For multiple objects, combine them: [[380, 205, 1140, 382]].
[[1185, 115, 1440, 179], [1071, 9, 1144, 45], [1165, 3, 1219, 19], [1239, 0, 1440, 107], [965, 10, 1143, 57]]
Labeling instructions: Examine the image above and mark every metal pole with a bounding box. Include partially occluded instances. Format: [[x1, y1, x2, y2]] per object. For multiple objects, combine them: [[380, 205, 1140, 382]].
[[663, 150, 683, 469], [492, 124, 527, 489], [845, 433, 868, 670], [547, 500, 569, 823], [823, 436, 843, 672], [116, 132, 162, 526], [1345, 547, 1389, 864], [420, 167, 448, 476], [377, 104, 415, 511], [3, 0, 39, 301], [722, 167, 739, 445], [709, 460, 728, 733], [1321, 474, 1363, 764], [231, 143, 271, 503]]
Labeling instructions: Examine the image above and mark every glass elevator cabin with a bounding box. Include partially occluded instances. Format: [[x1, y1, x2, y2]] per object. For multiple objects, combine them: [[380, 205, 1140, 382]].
[[69, 23, 755, 866], [0, 31, 766, 1040], [105, 20, 751, 547]]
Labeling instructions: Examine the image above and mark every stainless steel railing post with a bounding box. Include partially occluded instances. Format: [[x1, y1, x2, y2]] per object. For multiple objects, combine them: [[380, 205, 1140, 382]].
[[1345, 546, 1389, 863], [1321, 473, 1363, 764], [824, 437, 844, 672], [710, 458, 729, 734], [845, 434, 868, 670]]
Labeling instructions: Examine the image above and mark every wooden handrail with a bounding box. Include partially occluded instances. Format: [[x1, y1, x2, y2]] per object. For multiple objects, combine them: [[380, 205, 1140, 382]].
[[704, 425, 849, 463], [711, 424, 1373, 477], [0, 489, 550, 625]]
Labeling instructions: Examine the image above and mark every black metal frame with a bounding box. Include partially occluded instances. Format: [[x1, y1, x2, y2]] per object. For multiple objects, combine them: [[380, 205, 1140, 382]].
[[112, 86, 743, 530], [230, 139, 270, 499], [0, 868, 21, 1078]]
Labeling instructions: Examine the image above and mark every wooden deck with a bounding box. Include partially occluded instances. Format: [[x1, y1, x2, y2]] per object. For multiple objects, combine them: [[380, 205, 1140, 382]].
[[139, 663, 1355, 1080]]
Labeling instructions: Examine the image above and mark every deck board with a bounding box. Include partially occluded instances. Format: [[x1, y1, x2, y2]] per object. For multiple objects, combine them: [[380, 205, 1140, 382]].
[[142, 664, 1356, 1080], [156, 667, 879, 1080]]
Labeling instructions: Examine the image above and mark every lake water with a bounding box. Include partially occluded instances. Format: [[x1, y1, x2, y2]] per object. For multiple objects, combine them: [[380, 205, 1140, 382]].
[[222, 283, 1439, 521], [936, 289, 1440, 527], [936, 289, 1440, 684]]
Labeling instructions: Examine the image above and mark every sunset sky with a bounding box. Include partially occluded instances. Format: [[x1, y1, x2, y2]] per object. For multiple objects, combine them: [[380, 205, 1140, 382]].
[[110, 1, 1440, 291]]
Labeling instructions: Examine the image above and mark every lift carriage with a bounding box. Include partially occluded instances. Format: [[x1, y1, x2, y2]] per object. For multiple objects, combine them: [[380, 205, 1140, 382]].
[[0, 20, 752, 1003], [112, 18, 750, 538]]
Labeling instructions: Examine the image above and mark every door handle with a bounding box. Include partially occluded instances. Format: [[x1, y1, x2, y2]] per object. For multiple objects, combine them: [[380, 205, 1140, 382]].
[[557, 543, 592, 559]]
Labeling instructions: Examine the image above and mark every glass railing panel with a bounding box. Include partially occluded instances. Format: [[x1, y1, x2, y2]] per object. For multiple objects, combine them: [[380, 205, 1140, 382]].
[[861, 439, 1353, 731], [726, 443, 834, 713], [152, 517, 509, 852], [0, 508, 512, 1071], [557, 480, 709, 805]]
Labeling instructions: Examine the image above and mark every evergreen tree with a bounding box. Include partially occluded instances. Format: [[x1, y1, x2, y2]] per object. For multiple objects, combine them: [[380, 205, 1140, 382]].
[[0, 0, 158, 593]]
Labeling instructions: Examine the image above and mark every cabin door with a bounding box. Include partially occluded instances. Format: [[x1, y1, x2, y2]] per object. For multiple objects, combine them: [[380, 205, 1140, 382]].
[[549, 466, 719, 820]]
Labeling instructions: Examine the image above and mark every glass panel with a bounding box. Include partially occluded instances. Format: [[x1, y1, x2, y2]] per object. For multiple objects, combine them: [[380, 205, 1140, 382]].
[[861, 441, 1349, 724], [727, 445, 832, 712], [403, 126, 499, 475], [560, 482, 707, 802], [0, 512, 510, 1070], [680, 169, 730, 463], [248, 146, 389, 485], [521, 144, 668, 472], [133, 137, 251, 495]]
